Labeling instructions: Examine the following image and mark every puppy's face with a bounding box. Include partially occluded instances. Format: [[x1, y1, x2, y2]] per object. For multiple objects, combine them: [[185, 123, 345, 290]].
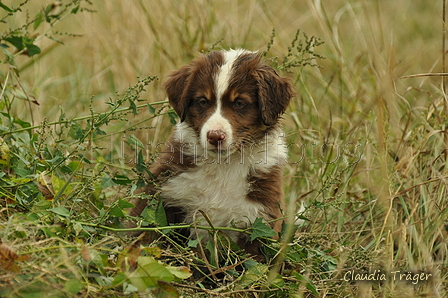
[[165, 50, 293, 155]]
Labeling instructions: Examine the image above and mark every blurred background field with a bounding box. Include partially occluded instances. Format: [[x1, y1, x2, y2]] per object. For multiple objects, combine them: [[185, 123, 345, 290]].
[[1, 0, 447, 297], [4, 1, 441, 120]]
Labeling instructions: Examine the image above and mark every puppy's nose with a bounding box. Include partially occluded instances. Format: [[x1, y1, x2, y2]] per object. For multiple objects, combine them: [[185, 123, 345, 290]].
[[207, 130, 226, 147]]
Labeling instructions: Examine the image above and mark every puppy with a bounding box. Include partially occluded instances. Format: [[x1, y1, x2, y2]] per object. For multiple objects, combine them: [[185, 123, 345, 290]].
[[130, 49, 294, 256]]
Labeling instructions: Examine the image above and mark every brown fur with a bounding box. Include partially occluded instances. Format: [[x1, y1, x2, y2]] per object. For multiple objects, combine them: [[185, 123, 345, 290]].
[[128, 50, 294, 259]]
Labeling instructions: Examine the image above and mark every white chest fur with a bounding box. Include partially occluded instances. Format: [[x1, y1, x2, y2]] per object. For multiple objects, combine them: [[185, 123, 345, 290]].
[[160, 123, 287, 241], [161, 159, 262, 231]]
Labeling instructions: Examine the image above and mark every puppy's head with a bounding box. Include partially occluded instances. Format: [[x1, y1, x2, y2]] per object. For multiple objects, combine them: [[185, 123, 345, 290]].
[[164, 49, 294, 154]]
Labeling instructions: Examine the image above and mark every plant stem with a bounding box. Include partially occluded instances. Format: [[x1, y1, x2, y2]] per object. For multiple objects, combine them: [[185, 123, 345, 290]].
[[0, 100, 168, 137]]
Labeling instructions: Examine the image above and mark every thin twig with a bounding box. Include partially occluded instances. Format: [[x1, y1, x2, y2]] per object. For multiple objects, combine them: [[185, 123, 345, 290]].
[[397, 72, 448, 79], [443, 0, 447, 96], [77, 221, 252, 235]]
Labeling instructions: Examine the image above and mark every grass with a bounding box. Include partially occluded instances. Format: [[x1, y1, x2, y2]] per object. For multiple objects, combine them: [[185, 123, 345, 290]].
[[1, 0, 447, 297]]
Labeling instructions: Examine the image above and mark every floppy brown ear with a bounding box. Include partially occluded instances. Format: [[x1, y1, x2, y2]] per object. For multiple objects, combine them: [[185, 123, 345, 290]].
[[164, 65, 193, 122], [254, 65, 294, 126]]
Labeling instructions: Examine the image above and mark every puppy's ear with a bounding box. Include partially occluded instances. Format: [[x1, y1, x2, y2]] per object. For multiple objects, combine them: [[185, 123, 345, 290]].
[[164, 65, 193, 122], [254, 66, 294, 126]]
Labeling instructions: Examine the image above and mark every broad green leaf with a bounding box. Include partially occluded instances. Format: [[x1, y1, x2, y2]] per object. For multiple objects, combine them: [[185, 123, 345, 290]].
[[111, 272, 127, 286], [249, 218, 276, 241], [64, 278, 84, 295], [69, 123, 84, 140], [101, 173, 117, 189], [4, 36, 25, 51], [109, 206, 125, 217], [25, 43, 41, 56], [187, 238, 199, 248], [165, 266, 192, 280], [240, 263, 268, 288], [51, 174, 68, 196], [118, 198, 135, 209], [270, 273, 285, 288], [73, 222, 83, 236], [126, 256, 174, 291], [90, 250, 106, 276], [12, 118, 31, 129], [142, 206, 155, 224], [49, 206, 70, 217], [141, 246, 162, 258]]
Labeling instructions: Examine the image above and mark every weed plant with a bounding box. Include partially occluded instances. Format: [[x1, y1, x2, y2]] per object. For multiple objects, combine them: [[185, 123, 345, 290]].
[[0, 0, 447, 297]]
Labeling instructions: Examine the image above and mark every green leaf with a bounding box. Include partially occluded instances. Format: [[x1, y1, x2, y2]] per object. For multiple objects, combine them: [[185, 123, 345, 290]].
[[64, 278, 84, 295], [187, 238, 199, 248], [69, 123, 84, 140], [292, 272, 318, 295], [109, 206, 125, 217], [26, 43, 41, 56], [141, 205, 155, 224], [101, 173, 117, 189], [2, 48, 16, 68], [240, 263, 268, 288], [118, 198, 135, 209], [71, 5, 80, 14], [165, 266, 192, 280], [126, 256, 174, 291], [90, 250, 107, 276], [249, 218, 276, 241], [4, 36, 25, 51], [128, 134, 144, 149], [93, 127, 107, 136], [147, 103, 156, 114], [168, 110, 178, 125], [270, 273, 285, 288], [128, 98, 137, 115], [205, 240, 217, 267], [13, 117, 31, 129], [49, 206, 70, 217], [154, 198, 167, 226], [51, 174, 67, 196], [111, 271, 127, 286], [33, 12, 43, 29], [112, 174, 133, 185], [136, 149, 146, 173], [0, 2, 13, 12], [306, 282, 319, 296]]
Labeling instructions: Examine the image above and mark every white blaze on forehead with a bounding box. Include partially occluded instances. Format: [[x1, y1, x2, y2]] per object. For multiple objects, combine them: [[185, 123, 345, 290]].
[[215, 49, 248, 99], [200, 49, 251, 149]]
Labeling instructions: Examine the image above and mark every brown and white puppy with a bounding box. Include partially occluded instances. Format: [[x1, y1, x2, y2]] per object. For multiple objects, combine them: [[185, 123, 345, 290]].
[[130, 49, 294, 256]]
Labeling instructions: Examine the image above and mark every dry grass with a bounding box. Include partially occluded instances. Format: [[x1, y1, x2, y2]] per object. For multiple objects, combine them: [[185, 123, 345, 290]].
[[1, 0, 448, 297]]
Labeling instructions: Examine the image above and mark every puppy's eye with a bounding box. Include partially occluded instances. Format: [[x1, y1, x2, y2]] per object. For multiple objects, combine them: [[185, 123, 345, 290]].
[[196, 97, 209, 107], [233, 99, 245, 108]]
